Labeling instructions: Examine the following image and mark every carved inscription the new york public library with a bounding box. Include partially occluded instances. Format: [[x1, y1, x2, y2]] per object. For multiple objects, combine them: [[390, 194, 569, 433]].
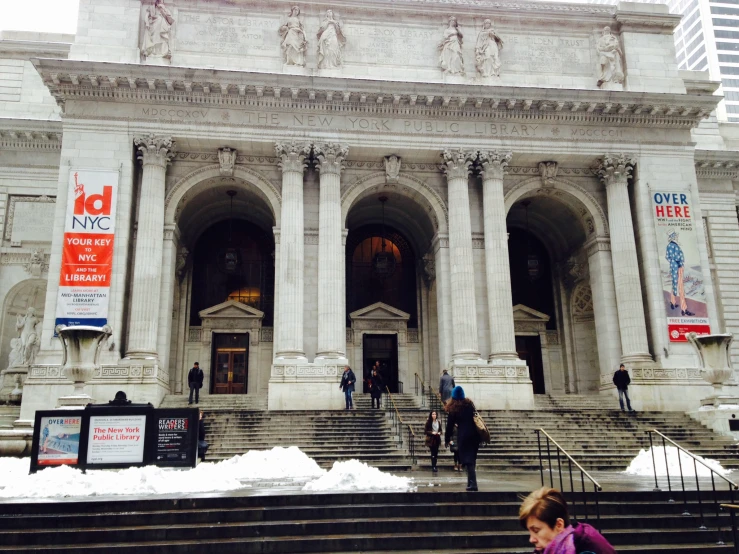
[[176, 10, 280, 56]]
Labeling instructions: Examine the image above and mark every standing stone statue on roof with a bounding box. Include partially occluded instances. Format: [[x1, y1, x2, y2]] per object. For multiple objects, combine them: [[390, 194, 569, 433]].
[[141, 0, 175, 63], [317, 9, 346, 69], [280, 6, 308, 67], [596, 26, 624, 88], [475, 19, 503, 78], [439, 16, 465, 76]]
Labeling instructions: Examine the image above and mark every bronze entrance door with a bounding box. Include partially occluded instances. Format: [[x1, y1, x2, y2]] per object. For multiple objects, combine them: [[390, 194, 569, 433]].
[[363, 334, 399, 393], [516, 335, 545, 395], [211, 333, 249, 394]]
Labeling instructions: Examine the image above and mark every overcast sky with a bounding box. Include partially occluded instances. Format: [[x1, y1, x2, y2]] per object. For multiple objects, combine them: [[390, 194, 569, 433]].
[[0, 0, 80, 34]]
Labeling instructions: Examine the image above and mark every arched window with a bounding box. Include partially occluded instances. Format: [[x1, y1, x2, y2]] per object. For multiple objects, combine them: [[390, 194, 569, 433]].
[[345, 225, 417, 327]]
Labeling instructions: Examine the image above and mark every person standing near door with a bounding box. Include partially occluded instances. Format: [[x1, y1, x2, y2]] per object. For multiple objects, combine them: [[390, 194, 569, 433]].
[[370, 368, 384, 409], [612, 364, 635, 412], [340, 365, 356, 410], [188, 362, 203, 405]]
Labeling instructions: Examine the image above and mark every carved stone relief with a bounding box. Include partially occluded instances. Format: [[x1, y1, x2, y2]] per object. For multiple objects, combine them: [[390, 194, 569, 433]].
[[218, 147, 237, 177], [538, 161, 558, 187], [384, 155, 401, 183], [595, 27, 624, 89], [4, 195, 56, 246]]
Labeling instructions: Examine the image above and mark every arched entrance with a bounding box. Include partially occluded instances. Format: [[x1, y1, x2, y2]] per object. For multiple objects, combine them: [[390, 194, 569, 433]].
[[343, 178, 443, 393], [165, 173, 278, 397], [505, 178, 610, 396]]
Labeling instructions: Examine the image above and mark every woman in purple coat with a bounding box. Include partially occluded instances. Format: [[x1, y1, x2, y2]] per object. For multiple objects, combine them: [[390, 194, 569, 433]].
[[519, 487, 615, 554]]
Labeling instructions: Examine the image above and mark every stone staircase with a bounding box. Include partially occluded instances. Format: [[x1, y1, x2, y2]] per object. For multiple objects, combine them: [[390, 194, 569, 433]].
[[0, 490, 734, 552], [402, 392, 739, 472], [159, 394, 268, 411], [0, 405, 20, 429]]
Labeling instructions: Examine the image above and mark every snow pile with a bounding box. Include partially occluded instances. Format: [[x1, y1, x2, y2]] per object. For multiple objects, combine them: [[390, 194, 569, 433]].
[[623, 445, 731, 477], [0, 446, 325, 499], [303, 459, 416, 492]]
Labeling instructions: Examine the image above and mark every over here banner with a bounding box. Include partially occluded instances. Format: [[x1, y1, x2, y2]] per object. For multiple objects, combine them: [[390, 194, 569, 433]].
[[55, 169, 118, 328], [651, 191, 710, 342]]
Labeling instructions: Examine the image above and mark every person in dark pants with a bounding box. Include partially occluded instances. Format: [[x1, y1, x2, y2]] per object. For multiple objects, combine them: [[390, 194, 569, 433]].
[[369, 368, 384, 409], [612, 363, 635, 412], [198, 410, 209, 462], [439, 369, 455, 404], [424, 410, 442, 472], [339, 366, 356, 410], [188, 362, 203, 405], [445, 386, 481, 491]]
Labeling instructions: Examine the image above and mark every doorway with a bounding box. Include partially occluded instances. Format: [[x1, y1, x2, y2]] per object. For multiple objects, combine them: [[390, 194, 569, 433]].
[[211, 333, 249, 394], [363, 334, 399, 393], [516, 335, 546, 394]]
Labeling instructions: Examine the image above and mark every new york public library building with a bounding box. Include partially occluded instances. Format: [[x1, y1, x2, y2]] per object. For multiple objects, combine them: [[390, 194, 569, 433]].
[[1, 0, 738, 421]]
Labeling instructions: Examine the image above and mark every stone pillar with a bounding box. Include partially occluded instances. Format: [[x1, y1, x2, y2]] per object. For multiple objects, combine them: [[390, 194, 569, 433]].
[[440, 149, 481, 361], [314, 143, 349, 361], [479, 150, 518, 360], [126, 135, 175, 359], [585, 237, 623, 379], [274, 141, 311, 360], [596, 154, 652, 364]]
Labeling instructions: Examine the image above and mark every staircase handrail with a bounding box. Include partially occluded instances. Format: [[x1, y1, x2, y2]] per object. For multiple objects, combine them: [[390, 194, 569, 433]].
[[647, 429, 737, 542], [414, 372, 428, 407], [385, 385, 417, 465], [536, 428, 602, 530], [719, 504, 739, 554]]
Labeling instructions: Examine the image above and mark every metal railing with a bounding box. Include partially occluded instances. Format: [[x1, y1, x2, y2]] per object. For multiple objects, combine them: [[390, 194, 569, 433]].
[[720, 504, 739, 554], [647, 429, 738, 543], [414, 373, 446, 427], [413, 373, 427, 407], [536, 429, 602, 530], [385, 385, 417, 465]]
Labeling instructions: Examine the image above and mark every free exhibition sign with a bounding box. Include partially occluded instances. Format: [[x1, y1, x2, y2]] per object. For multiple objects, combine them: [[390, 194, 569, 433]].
[[55, 169, 118, 327], [651, 191, 710, 342]]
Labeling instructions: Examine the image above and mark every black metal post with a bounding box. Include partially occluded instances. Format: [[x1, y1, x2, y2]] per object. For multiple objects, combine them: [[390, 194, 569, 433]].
[[649, 432, 660, 491], [676, 445, 690, 516], [556, 447, 564, 491], [546, 438, 554, 488], [581, 471, 588, 522], [694, 458, 706, 529], [594, 482, 601, 532], [712, 473, 724, 545], [537, 431, 544, 486], [730, 506, 739, 554], [568, 457, 576, 522]]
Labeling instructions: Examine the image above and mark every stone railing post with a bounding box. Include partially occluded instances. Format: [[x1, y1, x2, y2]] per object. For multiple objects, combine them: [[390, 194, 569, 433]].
[[479, 150, 518, 360], [126, 135, 175, 359], [440, 149, 480, 361], [314, 143, 349, 361], [596, 154, 652, 364], [274, 141, 311, 360]]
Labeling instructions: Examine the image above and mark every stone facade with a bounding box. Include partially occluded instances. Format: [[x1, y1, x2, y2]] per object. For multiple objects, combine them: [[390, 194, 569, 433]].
[[0, 1, 737, 416]]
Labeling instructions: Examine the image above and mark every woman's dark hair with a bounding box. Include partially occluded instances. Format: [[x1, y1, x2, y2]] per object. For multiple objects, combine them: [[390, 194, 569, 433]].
[[518, 487, 570, 529], [425, 410, 438, 426]]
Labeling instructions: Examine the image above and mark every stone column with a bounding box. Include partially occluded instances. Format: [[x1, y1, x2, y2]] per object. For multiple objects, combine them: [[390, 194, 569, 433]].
[[479, 150, 518, 360], [440, 149, 481, 361], [314, 143, 349, 361], [596, 154, 652, 364], [274, 141, 311, 360], [126, 135, 175, 359]]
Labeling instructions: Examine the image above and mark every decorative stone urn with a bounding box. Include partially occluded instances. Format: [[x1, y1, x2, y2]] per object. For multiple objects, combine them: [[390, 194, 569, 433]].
[[55, 324, 112, 406], [687, 332, 734, 393]]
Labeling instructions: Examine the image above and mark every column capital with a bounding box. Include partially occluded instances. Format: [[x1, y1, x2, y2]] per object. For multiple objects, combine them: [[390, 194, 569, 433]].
[[596, 154, 635, 187], [584, 236, 611, 258], [272, 226, 281, 244], [440, 149, 475, 181], [314, 142, 349, 176], [275, 140, 312, 174], [479, 150, 512, 180], [134, 134, 175, 168]]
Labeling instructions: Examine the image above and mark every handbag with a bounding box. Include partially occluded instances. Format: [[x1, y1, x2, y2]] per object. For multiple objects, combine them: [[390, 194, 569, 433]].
[[472, 408, 490, 443]]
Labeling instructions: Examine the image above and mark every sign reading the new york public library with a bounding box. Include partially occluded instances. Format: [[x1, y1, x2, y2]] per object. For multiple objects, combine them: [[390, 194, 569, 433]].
[[651, 191, 711, 342], [30, 407, 198, 473], [55, 169, 118, 328]]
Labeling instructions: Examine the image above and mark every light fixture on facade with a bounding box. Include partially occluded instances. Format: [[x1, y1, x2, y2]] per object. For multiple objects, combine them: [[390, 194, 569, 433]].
[[522, 200, 540, 282], [219, 190, 240, 274], [372, 195, 396, 279]]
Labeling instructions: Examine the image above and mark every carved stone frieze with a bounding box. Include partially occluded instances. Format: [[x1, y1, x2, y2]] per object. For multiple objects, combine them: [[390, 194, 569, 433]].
[[271, 364, 342, 378], [601, 367, 703, 385], [407, 329, 419, 343], [260, 327, 274, 342]]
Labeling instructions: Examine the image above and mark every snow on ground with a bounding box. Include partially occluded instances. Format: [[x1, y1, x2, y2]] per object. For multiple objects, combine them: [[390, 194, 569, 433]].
[[623, 445, 731, 477], [303, 459, 416, 492], [0, 446, 415, 499]]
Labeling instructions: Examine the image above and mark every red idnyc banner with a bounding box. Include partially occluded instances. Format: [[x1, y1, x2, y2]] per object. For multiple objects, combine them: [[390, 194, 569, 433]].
[[55, 170, 118, 328]]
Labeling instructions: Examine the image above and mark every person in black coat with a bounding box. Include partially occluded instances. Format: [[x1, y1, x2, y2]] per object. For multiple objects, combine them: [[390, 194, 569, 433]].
[[198, 410, 208, 462], [612, 363, 635, 412], [369, 369, 384, 409], [445, 386, 481, 491], [188, 362, 204, 405], [339, 366, 356, 410]]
